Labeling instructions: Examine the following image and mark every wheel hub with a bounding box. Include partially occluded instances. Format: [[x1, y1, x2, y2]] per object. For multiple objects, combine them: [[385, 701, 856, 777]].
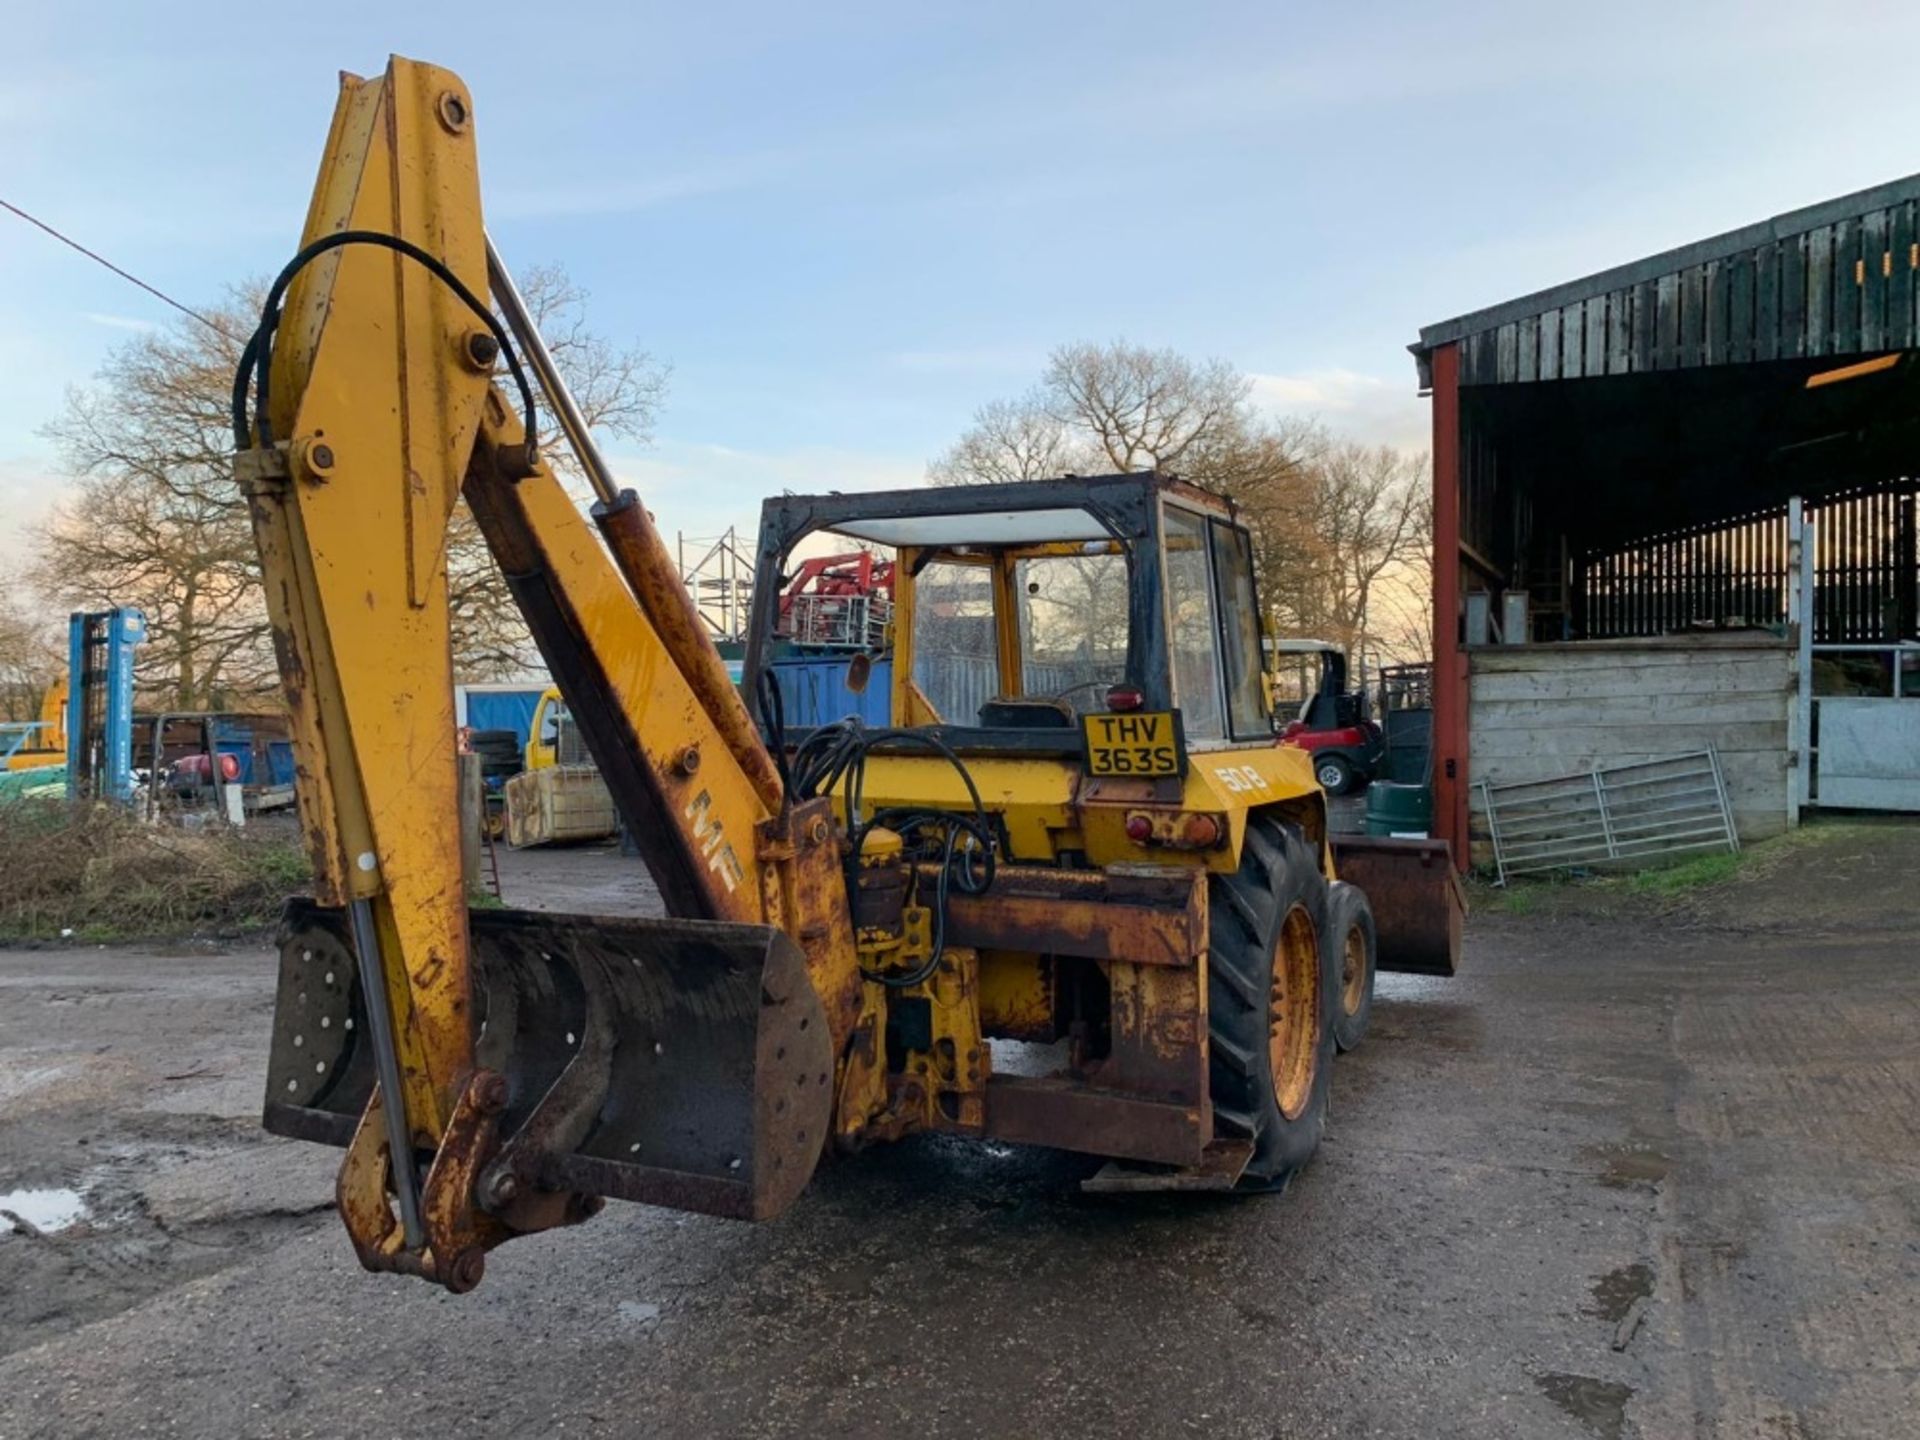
[[1266, 903, 1322, 1120], [1341, 926, 1366, 1016]]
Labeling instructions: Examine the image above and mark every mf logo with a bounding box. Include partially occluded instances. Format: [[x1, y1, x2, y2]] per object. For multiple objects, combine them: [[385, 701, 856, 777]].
[[683, 789, 745, 893]]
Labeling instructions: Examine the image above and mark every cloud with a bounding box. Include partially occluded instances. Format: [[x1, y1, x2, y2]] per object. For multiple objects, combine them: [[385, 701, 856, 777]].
[[83, 312, 159, 333], [1249, 368, 1387, 412], [0, 455, 59, 567], [1248, 368, 1430, 454]]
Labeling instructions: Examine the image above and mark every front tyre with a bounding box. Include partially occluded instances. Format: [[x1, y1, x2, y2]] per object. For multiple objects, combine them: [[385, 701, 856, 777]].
[[1207, 813, 1334, 1190], [1327, 881, 1377, 1052]]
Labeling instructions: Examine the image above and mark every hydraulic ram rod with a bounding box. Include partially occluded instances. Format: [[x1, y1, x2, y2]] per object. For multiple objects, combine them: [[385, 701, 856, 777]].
[[485, 235, 618, 506], [484, 234, 784, 813]]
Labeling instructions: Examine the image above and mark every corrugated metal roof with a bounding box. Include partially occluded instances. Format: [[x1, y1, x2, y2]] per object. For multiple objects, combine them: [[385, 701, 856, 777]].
[[1411, 172, 1920, 387]]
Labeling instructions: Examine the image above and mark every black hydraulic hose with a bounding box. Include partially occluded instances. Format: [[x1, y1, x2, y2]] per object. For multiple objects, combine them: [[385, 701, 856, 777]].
[[231, 230, 539, 454], [783, 716, 996, 988]]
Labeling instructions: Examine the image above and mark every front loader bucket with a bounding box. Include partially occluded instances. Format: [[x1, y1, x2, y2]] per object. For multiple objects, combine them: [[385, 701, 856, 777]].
[[1330, 835, 1466, 977], [263, 901, 834, 1222]]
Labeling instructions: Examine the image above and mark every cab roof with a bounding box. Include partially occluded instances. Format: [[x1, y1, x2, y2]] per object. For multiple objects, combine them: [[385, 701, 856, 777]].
[[756, 472, 1235, 553]]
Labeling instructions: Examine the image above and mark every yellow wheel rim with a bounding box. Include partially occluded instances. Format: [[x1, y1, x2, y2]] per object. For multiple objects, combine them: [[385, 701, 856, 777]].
[[1341, 925, 1367, 1017], [1267, 903, 1322, 1120]]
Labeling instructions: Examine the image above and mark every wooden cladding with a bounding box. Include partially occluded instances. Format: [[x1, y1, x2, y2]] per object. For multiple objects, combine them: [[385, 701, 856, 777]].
[[1576, 482, 1919, 645], [1459, 201, 1920, 386]]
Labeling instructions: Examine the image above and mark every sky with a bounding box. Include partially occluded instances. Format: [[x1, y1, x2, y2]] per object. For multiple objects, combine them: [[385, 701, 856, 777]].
[[6, 1, 1920, 563]]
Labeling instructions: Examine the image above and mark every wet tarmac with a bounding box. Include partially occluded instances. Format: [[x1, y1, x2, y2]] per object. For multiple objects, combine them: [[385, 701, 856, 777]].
[[1, 833, 1916, 1437]]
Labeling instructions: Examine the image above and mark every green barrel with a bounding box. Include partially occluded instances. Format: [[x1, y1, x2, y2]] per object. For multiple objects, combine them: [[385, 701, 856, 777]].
[[1365, 781, 1433, 838]]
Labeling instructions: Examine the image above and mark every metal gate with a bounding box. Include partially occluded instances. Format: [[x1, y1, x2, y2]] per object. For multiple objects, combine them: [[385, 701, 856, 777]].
[[1791, 498, 1920, 813], [1478, 750, 1740, 884]]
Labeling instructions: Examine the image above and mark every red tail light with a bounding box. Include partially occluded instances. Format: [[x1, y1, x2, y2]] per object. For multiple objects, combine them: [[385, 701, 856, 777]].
[[219, 754, 241, 781], [1123, 814, 1153, 843], [1106, 685, 1145, 712]]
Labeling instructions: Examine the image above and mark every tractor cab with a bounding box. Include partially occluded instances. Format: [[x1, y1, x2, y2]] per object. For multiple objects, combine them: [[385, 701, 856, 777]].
[[744, 472, 1274, 755], [745, 472, 1463, 977]]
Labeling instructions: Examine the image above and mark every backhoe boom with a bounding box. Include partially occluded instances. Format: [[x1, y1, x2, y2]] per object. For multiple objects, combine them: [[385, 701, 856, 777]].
[[237, 56, 854, 1290]]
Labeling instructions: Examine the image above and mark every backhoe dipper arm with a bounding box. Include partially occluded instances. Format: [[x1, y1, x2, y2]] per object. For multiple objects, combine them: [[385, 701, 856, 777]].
[[237, 56, 856, 1291]]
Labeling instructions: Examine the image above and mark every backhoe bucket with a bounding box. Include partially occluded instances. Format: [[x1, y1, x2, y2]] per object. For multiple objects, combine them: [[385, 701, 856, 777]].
[[263, 901, 835, 1222], [1330, 835, 1466, 976]]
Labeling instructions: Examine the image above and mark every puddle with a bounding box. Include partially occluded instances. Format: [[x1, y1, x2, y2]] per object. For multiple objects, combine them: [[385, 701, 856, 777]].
[[0, 1187, 89, 1235], [1588, 1261, 1655, 1323], [1534, 1371, 1633, 1440], [1584, 1142, 1671, 1189]]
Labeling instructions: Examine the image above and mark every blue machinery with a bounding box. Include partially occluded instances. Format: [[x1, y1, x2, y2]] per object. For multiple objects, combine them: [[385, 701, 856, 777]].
[[65, 608, 146, 803]]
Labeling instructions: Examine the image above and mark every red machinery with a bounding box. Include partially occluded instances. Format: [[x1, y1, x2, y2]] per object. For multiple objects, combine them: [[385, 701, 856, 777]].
[[777, 552, 896, 650], [1270, 640, 1385, 796]]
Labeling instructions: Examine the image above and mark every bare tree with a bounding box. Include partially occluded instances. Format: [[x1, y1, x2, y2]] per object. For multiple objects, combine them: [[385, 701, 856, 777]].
[[927, 342, 1432, 665], [33, 297, 269, 708], [0, 584, 60, 725], [1259, 438, 1431, 667], [928, 397, 1080, 486], [930, 342, 1255, 485], [31, 269, 668, 700], [1044, 343, 1249, 474]]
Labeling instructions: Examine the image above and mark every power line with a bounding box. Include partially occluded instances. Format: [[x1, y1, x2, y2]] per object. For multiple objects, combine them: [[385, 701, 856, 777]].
[[0, 196, 235, 340]]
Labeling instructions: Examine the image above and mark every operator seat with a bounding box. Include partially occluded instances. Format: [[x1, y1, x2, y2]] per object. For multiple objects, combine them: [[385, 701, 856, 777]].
[[977, 697, 1074, 730]]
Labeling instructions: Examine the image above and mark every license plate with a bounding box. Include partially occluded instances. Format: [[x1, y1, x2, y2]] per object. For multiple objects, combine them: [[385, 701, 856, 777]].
[[1081, 711, 1186, 778]]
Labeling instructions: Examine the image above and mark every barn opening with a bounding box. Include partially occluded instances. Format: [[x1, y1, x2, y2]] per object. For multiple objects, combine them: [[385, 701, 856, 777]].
[[1413, 174, 1920, 869]]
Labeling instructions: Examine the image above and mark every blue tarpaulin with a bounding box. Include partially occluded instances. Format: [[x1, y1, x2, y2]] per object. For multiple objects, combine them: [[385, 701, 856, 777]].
[[769, 657, 892, 727], [463, 689, 544, 740]]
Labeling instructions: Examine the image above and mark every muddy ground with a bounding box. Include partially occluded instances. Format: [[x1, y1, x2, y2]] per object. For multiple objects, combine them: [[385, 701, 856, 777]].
[[1, 823, 1915, 1438]]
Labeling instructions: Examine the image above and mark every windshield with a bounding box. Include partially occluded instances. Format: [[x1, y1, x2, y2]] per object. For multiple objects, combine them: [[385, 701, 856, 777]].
[[1016, 552, 1129, 706], [911, 559, 998, 722]]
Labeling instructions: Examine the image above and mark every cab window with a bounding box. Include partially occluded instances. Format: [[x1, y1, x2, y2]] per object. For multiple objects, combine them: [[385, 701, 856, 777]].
[[1016, 551, 1129, 706], [1162, 507, 1225, 742], [911, 558, 997, 722], [1209, 519, 1269, 738]]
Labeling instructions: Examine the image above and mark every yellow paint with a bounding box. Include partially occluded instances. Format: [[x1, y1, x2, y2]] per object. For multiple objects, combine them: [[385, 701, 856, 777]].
[[977, 949, 1053, 1040], [523, 686, 562, 770], [242, 57, 863, 1225], [249, 57, 492, 1139], [4, 677, 66, 771]]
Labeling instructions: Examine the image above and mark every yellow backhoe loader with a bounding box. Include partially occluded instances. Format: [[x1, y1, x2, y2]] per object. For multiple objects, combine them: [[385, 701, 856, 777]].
[[233, 56, 1462, 1294]]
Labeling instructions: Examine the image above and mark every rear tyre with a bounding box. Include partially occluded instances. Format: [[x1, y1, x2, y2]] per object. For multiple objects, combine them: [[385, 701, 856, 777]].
[[1327, 881, 1377, 1053], [1208, 812, 1334, 1191], [1314, 753, 1356, 795]]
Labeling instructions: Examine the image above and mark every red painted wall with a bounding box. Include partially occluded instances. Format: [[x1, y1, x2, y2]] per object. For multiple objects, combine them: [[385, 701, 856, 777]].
[[1429, 344, 1469, 869]]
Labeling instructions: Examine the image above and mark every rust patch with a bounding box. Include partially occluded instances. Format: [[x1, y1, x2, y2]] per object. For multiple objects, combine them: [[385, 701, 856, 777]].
[[937, 863, 1204, 967]]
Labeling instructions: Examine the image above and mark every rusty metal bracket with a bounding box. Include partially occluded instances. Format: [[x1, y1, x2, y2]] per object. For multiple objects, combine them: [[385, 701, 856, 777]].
[[336, 1069, 507, 1294], [232, 443, 292, 492], [1080, 1139, 1254, 1193], [333, 1065, 601, 1295]]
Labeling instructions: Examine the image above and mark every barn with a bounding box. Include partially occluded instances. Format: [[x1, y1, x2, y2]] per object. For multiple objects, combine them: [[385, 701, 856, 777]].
[[1413, 173, 1920, 872]]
